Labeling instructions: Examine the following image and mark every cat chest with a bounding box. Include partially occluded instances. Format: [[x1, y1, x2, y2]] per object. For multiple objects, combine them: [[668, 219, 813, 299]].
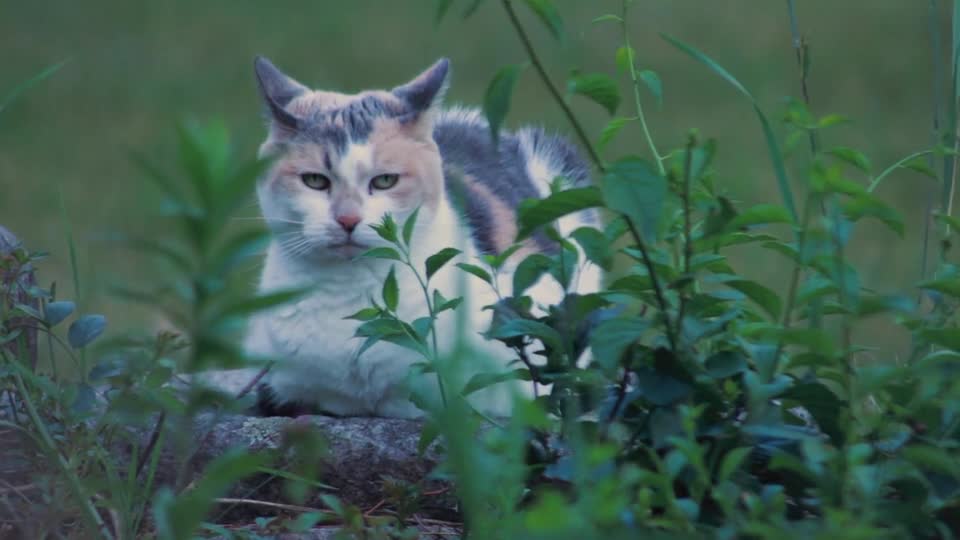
[[263, 274, 429, 360]]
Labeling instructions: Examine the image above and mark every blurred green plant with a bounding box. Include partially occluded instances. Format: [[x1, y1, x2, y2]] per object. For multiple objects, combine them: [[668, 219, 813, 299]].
[[6, 0, 960, 538]]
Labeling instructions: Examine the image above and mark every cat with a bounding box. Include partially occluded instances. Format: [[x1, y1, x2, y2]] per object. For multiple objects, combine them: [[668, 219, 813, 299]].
[[244, 56, 600, 419]]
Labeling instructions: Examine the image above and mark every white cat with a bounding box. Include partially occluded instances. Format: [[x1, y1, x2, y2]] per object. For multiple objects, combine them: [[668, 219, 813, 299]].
[[243, 57, 599, 418]]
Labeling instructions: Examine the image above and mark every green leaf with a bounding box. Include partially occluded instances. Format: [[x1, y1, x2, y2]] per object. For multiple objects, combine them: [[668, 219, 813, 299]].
[[638, 70, 663, 108], [842, 194, 904, 237], [920, 328, 960, 350], [0, 59, 68, 115], [456, 263, 493, 285], [488, 318, 563, 351], [402, 207, 420, 246], [592, 14, 622, 24], [615, 46, 635, 74], [726, 204, 792, 230], [68, 314, 107, 349], [513, 254, 553, 296], [153, 449, 271, 540], [598, 116, 634, 149], [344, 307, 381, 321], [570, 226, 613, 271], [727, 280, 781, 319], [461, 369, 531, 396], [517, 187, 603, 239], [434, 0, 454, 23], [901, 445, 960, 478], [522, 0, 564, 40], [919, 277, 960, 297], [462, 0, 486, 18], [361, 246, 403, 262], [44, 300, 75, 327], [214, 288, 308, 320], [483, 64, 525, 145], [433, 289, 463, 313], [705, 351, 747, 379], [589, 317, 648, 372], [718, 447, 752, 483], [418, 421, 440, 455], [567, 72, 620, 115], [661, 33, 797, 223], [829, 147, 871, 172], [781, 382, 845, 445], [601, 157, 666, 241], [934, 212, 960, 234], [425, 247, 461, 280], [371, 214, 399, 244], [382, 266, 399, 312]]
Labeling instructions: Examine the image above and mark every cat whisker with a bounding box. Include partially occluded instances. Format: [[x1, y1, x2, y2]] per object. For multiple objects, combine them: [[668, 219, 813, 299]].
[[233, 217, 306, 225]]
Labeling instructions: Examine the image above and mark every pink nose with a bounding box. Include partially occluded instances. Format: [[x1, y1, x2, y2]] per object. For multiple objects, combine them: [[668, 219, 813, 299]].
[[336, 214, 362, 233]]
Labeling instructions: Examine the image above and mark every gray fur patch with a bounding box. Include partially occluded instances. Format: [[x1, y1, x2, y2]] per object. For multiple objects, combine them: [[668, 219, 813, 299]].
[[292, 95, 404, 155], [434, 108, 593, 254]]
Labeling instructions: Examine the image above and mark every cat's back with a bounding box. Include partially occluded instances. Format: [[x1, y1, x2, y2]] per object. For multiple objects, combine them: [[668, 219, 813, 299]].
[[432, 107, 593, 255]]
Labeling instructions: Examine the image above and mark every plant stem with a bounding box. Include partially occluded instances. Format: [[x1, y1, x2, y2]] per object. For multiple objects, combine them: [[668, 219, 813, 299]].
[[6, 357, 113, 539], [621, 0, 665, 174], [501, 0, 605, 173], [771, 194, 817, 375], [785, 0, 819, 155], [675, 136, 696, 339], [410, 266, 448, 407], [624, 218, 678, 352]]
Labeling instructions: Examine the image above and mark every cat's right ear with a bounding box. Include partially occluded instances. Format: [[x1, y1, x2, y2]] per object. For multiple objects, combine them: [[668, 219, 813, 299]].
[[254, 56, 309, 132]]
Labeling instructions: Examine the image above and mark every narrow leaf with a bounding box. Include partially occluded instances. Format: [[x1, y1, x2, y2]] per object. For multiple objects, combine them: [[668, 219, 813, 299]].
[[425, 247, 462, 280], [483, 64, 525, 145], [456, 263, 493, 285], [567, 72, 620, 115], [517, 187, 603, 239], [638, 70, 663, 107], [382, 266, 399, 312], [522, 0, 564, 40]]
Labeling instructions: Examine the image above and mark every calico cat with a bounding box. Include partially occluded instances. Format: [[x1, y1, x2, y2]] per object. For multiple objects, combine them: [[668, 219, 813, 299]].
[[246, 56, 600, 418]]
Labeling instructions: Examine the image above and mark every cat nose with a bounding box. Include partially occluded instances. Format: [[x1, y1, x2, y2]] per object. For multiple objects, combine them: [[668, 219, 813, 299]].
[[336, 214, 362, 233]]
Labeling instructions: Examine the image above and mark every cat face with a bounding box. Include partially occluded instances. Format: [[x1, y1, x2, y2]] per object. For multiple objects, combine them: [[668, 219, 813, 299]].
[[254, 57, 449, 260]]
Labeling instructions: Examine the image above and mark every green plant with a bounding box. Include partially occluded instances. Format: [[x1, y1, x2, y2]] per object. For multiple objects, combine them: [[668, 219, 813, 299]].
[[7, 1, 960, 538]]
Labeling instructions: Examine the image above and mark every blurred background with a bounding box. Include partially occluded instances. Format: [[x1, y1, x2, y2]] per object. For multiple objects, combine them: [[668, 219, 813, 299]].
[[0, 1, 951, 353]]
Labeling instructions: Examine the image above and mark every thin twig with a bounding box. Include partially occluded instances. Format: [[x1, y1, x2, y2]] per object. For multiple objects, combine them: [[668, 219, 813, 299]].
[[501, 0, 605, 172], [621, 0, 664, 174], [235, 362, 273, 399], [135, 412, 165, 478], [624, 218, 678, 352], [786, 0, 819, 155], [675, 136, 696, 339], [214, 497, 335, 516]]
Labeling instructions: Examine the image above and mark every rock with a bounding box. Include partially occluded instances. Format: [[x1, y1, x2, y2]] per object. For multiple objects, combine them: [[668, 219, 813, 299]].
[[143, 412, 453, 526]]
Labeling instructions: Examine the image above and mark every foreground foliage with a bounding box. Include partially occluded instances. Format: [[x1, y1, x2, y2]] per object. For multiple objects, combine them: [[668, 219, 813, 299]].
[[3, 0, 960, 538]]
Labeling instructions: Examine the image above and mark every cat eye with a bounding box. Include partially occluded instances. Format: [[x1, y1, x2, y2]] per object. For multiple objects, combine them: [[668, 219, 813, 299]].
[[300, 173, 331, 191], [370, 174, 400, 191]]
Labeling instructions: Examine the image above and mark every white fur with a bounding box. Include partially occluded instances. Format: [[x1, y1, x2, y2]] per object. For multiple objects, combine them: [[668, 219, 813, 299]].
[[238, 109, 600, 419], [245, 196, 515, 418]]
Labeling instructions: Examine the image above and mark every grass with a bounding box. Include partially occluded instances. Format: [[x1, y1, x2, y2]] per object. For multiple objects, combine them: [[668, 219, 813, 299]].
[[0, 0, 952, 373]]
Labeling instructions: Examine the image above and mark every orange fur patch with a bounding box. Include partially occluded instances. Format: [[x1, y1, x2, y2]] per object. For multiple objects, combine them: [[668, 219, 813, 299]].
[[367, 118, 443, 213]]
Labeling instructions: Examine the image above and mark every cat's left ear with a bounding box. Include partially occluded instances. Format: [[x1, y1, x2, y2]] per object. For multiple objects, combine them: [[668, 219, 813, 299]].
[[391, 58, 450, 133]]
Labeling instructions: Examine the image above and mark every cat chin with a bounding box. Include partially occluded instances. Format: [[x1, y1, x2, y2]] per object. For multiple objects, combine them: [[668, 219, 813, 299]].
[[325, 242, 371, 259]]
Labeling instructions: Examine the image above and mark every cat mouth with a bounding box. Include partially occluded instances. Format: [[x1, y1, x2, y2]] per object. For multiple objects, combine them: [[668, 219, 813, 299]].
[[327, 240, 369, 257]]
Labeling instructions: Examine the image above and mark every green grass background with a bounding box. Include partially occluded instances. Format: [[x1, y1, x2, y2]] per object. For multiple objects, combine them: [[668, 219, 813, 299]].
[[0, 1, 950, 355]]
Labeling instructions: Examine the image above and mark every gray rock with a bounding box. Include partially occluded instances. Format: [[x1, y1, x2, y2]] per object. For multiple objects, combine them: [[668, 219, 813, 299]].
[[142, 412, 452, 526]]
